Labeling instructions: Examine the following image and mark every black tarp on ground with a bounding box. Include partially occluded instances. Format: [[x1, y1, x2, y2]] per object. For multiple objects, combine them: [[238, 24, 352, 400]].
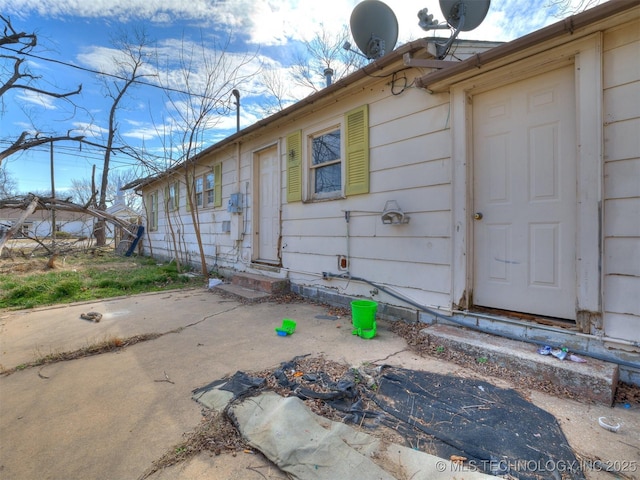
[[370, 367, 585, 479], [193, 358, 585, 480]]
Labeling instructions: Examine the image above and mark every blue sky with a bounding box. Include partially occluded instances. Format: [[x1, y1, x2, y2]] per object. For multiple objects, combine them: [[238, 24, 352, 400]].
[[1, 0, 604, 197]]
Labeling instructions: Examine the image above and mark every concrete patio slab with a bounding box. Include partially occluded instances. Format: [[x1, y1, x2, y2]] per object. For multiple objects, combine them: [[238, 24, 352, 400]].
[[0, 288, 638, 480]]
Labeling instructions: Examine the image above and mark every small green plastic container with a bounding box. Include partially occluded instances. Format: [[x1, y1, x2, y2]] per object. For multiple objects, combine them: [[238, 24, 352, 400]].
[[275, 318, 296, 336]]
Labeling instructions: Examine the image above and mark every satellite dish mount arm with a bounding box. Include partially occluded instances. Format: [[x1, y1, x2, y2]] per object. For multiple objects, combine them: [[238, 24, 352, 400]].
[[419, 0, 490, 60], [436, 2, 465, 59]]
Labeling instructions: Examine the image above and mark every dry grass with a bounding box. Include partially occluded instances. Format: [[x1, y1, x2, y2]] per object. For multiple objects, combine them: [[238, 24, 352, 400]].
[[0, 333, 162, 376], [138, 410, 248, 480]]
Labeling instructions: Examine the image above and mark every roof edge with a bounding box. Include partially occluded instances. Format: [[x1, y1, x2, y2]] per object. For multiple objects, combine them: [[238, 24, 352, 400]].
[[416, 0, 639, 92]]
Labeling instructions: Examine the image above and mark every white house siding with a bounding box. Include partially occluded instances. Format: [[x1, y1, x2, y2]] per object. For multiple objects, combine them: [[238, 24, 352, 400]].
[[141, 155, 249, 268], [0, 209, 93, 238], [602, 18, 640, 343], [280, 82, 454, 309], [137, 5, 639, 349]]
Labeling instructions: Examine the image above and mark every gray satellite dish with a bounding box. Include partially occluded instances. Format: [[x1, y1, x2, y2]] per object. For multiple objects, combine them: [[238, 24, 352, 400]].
[[439, 0, 490, 31], [349, 0, 398, 60]]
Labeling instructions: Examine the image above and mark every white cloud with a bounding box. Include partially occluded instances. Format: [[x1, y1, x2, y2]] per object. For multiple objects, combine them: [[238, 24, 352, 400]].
[[2, 0, 610, 50], [72, 121, 108, 138], [16, 90, 59, 110], [122, 120, 166, 141]]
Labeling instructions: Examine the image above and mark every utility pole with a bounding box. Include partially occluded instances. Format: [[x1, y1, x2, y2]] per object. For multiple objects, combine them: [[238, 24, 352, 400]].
[[50, 139, 56, 240]]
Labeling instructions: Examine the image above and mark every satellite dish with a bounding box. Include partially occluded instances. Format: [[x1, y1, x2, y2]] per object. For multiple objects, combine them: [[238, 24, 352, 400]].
[[349, 0, 398, 60], [439, 0, 490, 31]]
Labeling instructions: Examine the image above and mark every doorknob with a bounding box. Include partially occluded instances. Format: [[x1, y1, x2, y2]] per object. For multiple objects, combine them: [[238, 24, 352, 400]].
[[474, 212, 483, 220]]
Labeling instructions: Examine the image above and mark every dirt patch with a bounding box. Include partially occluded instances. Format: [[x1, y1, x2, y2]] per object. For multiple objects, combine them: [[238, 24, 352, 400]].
[[0, 251, 137, 277]]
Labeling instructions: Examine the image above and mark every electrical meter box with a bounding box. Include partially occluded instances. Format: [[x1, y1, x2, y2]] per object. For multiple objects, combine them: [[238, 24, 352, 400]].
[[228, 192, 243, 213]]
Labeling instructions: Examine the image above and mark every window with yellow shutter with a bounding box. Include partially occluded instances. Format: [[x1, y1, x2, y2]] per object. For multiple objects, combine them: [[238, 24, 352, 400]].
[[285, 104, 369, 202]]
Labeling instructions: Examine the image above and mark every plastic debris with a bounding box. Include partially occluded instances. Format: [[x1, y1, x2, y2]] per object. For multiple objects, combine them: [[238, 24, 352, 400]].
[[598, 417, 620, 433], [551, 348, 568, 360], [569, 354, 586, 363], [275, 319, 297, 336], [537, 346, 552, 355]]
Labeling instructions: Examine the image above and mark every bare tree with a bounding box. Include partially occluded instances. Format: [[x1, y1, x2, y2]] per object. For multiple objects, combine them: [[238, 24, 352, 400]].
[[0, 194, 138, 256], [546, 0, 603, 16], [0, 15, 83, 165], [290, 24, 367, 94], [154, 32, 259, 275], [92, 28, 154, 246], [70, 169, 140, 210], [0, 163, 18, 198]]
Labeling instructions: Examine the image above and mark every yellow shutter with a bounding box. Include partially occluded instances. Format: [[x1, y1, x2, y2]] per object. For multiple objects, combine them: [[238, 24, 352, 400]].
[[286, 130, 302, 202], [213, 163, 222, 207], [345, 104, 369, 196]]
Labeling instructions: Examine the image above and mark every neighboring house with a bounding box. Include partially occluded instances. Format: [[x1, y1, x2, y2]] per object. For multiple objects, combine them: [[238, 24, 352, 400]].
[[128, 2, 639, 378], [0, 208, 94, 238], [106, 189, 143, 252]]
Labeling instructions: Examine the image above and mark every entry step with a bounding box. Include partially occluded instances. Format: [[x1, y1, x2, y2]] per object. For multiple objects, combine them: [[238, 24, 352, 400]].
[[422, 324, 619, 405], [214, 272, 289, 301]]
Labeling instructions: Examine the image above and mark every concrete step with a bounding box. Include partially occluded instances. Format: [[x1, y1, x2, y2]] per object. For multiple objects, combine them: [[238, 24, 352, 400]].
[[214, 272, 289, 301], [423, 324, 619, 405], [215, 283, 272, 302], [231, 272, 289, 294]]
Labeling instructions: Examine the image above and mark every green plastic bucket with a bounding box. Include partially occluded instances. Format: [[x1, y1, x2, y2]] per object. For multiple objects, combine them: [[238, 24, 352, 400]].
[[351, 300, 377, 338]]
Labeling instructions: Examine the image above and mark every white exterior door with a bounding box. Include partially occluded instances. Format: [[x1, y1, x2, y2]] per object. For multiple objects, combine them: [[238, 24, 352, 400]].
[[472, 66, 577, 320], [255, 146, 280, 264]]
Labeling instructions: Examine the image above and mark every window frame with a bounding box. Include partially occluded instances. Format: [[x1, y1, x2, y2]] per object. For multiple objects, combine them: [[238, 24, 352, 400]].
[[307, 123, 343, 201], [167, 182, 179, 211], [204, 171, 215, 207], [194, 176, 204, 208], [148, 191, 158, 231]]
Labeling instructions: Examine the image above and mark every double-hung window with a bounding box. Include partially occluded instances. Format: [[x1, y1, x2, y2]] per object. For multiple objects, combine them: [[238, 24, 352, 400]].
[[310, 128, 341, 198], [167, 182, 179, 211], [195, 177, 203, 208], [286, 104, 369, 203], [205, 172, 215, 206]]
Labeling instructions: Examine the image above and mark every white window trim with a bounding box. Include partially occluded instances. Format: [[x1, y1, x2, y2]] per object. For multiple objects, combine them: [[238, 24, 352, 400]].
[[305, 121, 344, 201]]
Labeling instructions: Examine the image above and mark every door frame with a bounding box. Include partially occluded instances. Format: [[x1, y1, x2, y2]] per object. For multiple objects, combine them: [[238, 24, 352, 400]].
[[450, 34, 603, 328], [251, 142, 282, 265]]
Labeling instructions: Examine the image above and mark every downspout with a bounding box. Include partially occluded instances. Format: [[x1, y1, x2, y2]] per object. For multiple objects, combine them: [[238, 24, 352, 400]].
[[323, 272, 640, 370]]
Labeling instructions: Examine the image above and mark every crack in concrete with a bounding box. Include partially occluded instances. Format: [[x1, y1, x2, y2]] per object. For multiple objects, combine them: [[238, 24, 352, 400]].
[[0, 305, 241, 376], [370, 348, 409, 364]]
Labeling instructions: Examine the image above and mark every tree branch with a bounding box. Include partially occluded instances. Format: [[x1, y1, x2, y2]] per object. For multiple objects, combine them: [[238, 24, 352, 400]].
[[0, 134, 85, 165]]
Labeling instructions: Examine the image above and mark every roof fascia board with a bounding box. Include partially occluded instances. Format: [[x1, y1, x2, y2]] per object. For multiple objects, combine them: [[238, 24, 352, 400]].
[[416, 0, 639, 93]]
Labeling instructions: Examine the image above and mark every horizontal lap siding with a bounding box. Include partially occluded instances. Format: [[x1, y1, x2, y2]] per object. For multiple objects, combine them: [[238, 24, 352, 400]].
[[144, 152, 249, 267], [602, 19, 640, 342], [282, 86, 454, 305]]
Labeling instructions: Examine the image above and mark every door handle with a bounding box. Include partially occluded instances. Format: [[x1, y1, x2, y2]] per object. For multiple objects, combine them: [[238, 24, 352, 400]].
[[473, 212, 483, 220]]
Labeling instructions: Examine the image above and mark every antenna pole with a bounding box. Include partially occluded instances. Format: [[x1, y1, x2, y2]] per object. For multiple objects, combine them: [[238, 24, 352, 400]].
[[232, 89, 240, 132]]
